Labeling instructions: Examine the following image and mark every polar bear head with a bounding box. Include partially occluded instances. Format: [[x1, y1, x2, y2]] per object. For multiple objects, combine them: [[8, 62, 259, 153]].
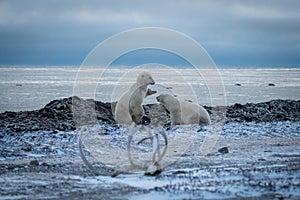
[[156, 93, 181, 126], [136, 72, 155, 86], [156, 93, 180, 112]]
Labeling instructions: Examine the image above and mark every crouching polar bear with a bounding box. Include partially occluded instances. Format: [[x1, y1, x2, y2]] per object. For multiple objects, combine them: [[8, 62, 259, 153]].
[[156, 94, 211, 126], [114, 72, 155, 125]]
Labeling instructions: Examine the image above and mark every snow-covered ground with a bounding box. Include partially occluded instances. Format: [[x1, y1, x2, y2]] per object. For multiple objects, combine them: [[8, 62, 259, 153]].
[[1, 121, 299, 199]]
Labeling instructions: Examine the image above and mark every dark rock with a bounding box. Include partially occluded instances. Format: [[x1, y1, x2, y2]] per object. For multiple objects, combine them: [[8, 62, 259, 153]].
[[30, 159, 39, 166], [0, 97, 299, 134], [218, 147, 229, 154], [235, 83, 242, 86], [6, 112, 16, 118], [226, 99, 300, 123], [268, 83, 275, 86], [232, 103, 244, 109], [41, 162, 50, 166], [258, 158, 266, 161], [22, 145, 32, 152], [13, 125, 22, 132]]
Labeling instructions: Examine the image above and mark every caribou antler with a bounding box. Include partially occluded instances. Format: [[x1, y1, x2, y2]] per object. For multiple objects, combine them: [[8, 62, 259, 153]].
[[127, 124, 168, 175]]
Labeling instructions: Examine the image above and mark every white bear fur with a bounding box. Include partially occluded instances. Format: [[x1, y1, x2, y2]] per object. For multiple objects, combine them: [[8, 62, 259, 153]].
[[156, 94, 211, 126], [114, 72, 155, 124]]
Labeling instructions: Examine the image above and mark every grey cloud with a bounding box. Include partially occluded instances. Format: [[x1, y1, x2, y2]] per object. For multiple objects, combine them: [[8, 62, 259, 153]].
[[0, 0, 299, 66]]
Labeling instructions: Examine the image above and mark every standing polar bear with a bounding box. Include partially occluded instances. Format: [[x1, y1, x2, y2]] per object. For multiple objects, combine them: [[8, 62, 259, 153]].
[[156, 94, 211, 126], [114, 72, 155, 125]]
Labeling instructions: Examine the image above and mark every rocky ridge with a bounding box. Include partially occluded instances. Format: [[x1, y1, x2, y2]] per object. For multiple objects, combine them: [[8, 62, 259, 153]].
[[0, 97, 299, 134]]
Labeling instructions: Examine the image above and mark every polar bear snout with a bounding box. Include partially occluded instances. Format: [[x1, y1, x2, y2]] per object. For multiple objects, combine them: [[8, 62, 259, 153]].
[[148, 77, 155, 85]]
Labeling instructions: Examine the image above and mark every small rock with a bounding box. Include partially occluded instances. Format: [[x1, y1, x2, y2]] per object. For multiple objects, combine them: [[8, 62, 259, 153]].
[[29, 159, 39, 166], [41, 162, 50, 166], [268, 83, 275, 86], [22, 145, 32, 152], [218, 147, 229, 154], [258, 158, 266, 161], [235, 83, 241, 86]]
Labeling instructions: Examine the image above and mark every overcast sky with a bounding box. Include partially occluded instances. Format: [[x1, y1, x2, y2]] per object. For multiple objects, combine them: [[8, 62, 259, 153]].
[[0, 0, 299, 67]]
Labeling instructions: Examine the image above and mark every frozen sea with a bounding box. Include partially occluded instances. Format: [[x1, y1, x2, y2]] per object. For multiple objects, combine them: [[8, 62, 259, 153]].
[[0, 66, 299, 112]]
